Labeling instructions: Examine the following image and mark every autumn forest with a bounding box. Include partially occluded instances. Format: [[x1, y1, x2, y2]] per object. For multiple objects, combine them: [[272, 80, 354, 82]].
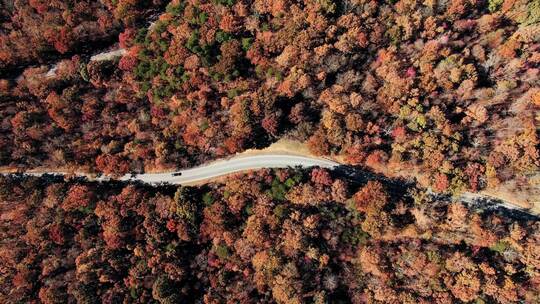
[[2, 169, 540, 303], [0, 0, 539, 303]]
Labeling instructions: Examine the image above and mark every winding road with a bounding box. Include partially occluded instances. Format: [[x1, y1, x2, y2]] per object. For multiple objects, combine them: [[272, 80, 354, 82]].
[[118, 154, 339, 184], [19, 153, 339, 184], [8, 152, 537, 216]]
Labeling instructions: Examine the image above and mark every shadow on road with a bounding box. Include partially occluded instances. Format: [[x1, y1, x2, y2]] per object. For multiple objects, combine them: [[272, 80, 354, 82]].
[[331, 164, 539, 222]]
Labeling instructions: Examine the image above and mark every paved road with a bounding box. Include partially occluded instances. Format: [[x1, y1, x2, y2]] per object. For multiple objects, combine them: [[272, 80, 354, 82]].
[[118, 154, 339, 184], [10, 153, 536, 216], [19, 153, 339, 184]]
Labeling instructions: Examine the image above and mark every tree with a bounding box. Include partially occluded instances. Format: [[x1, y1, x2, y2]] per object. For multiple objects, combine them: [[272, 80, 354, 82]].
[[433, 173, 449, 192], [95, 154, 130, 175], [152, 276, 181, 303], [262, 113, 280, 136], [311, 168, 333, 186], [62, 185, 93, 211]]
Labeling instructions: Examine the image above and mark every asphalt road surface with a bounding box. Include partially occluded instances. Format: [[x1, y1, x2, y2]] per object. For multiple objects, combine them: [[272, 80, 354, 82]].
[[118, 154, 339, 184]]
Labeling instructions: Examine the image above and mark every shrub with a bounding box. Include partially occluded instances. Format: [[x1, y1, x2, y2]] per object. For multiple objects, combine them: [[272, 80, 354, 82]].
[[215, 244, 230, 259], [166, 2, 186, 16], [202, 192, 214, 206], [241, 37, 253, 51], [488, 0, 503, 12]]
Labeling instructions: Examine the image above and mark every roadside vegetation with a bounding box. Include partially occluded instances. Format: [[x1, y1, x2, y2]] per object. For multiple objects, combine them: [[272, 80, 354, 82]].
[[1, 168, 539, 303], [1, 1, 539, 303], [1, 0, 538, 200]]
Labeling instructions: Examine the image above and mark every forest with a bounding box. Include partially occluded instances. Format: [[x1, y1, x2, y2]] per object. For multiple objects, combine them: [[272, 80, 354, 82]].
[[0, 0, 537, 196], [1, 0, 540, 303], [0, 0, 166, 74], [1, 168, 539, 303]]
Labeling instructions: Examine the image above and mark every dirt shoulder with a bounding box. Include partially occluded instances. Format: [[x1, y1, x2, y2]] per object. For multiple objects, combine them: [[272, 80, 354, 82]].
[[334, 153, 539, 213]]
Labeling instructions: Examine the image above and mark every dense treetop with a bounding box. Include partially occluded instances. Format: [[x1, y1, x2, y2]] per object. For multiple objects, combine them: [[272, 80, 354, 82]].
[[0, 0, 166, 73], [1, 2, 539, 303], [0, 168, 539, 303], [1, 0, 538, 198]]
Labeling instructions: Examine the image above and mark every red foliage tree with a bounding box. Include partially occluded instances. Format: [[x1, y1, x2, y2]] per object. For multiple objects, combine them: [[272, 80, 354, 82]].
[[433, 173, 449, 192], [62, 185, 94, 211], [119, 55, 137, 71], [262, 114, 279, 136], [95, 154, 130, 176], [311, 168, 333, 186]]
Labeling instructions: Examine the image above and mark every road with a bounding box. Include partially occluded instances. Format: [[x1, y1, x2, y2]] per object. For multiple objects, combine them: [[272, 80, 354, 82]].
[[119, 154, 339, 184], [9, 153, 537, 216], [19, 153, 339, 184]]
